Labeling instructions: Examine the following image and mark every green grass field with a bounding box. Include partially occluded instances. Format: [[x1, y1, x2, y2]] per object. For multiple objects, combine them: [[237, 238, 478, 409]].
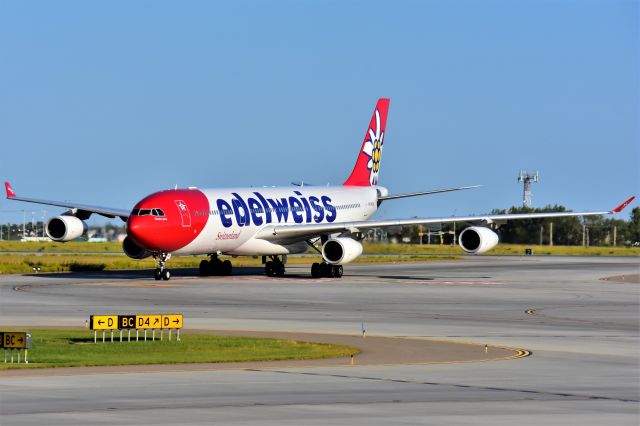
[[0, 241, 636, 274], [0, 252, 459, 274], [0, 329, 358, 369]]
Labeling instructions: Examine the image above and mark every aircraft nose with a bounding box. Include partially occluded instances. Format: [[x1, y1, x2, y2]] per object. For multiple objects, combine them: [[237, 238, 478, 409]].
[[127, 189, 209, 253], [126, 215, 158, 250]]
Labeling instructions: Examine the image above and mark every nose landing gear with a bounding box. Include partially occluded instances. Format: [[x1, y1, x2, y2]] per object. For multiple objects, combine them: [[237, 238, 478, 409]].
[[199, 254, 232, 276], [153, 253, 172, 281]]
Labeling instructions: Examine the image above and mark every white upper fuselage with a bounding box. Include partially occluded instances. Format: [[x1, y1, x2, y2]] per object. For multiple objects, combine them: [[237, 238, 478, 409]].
[[182, 185, 380, 256]]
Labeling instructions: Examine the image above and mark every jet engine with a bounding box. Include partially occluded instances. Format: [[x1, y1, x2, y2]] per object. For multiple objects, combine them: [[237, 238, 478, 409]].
[[321, 238, 363, 265], [123, 236, 152, 259], [458, 226, 499, 254], [45, 215, 88, 242]]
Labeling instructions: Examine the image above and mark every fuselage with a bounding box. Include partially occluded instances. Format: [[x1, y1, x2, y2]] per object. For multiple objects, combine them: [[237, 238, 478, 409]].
[[126, 185, 384, 256]]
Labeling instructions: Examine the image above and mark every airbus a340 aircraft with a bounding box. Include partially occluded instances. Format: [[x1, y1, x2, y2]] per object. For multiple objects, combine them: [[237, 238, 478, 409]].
[[4, 99, 635, 280]]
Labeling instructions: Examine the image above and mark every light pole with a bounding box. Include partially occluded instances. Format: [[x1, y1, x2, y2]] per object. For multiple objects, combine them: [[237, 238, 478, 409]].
[[451, 210, 457, 246], [42, 210, 47, 237], [453, 221, 456, 245]]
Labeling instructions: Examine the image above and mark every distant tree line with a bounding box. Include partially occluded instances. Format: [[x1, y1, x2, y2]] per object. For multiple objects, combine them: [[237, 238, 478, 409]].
[[491, 205, 639, 246]]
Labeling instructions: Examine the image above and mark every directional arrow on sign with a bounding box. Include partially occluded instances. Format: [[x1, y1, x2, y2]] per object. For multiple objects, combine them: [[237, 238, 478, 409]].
[[17, 337, 23, 343], [154, 318, 160, 325], [173, 319, 179, 324], [98, 320, 104, 325]]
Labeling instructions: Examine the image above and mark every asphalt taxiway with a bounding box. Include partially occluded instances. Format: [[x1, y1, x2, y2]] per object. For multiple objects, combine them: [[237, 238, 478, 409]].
[[0, 256, 638, 425]]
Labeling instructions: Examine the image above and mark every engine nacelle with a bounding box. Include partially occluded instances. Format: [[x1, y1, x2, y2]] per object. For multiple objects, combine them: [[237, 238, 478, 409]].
[[123, 236, 152, 259], [45, 216, 88, 242], [458, 226, 500, 254], [322, 238, 363, 265]]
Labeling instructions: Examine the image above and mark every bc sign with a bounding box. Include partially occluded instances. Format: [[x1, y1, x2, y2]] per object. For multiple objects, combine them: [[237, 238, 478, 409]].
[[0, 332, 31, 349]]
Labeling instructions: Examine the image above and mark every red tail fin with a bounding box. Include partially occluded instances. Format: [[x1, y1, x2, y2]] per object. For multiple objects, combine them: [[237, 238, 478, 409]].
[[344, 98, 390, 186]]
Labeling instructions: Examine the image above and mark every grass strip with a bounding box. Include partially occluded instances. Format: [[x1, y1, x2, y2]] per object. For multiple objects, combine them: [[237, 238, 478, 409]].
[[0, 253, 458, 274], [0, 241, 637, 274], [0, 329, 358, 369], [1, 240, 638, 256]]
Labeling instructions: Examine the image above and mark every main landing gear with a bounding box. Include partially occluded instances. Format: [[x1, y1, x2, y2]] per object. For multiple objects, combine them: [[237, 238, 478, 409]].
[[311, 262, 343, 278], [153, 253, 172, 281], [263, 256, 286, 277], [304, 238, 343, 279], [199, 254, 232, 276]]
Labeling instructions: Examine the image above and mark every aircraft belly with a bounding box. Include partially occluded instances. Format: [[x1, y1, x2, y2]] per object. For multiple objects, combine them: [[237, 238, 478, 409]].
[[226, 238, 307, 256]]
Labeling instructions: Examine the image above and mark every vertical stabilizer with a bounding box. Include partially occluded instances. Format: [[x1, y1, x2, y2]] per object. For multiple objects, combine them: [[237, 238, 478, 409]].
[[343, 98, 390, 186]]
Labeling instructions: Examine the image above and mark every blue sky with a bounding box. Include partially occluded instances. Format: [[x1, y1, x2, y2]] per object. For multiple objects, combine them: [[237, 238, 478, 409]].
[[1, 0, 638, 226]]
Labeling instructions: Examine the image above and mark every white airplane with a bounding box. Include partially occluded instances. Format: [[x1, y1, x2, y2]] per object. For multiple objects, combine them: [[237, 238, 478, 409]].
[[5, 99, 635, 280]]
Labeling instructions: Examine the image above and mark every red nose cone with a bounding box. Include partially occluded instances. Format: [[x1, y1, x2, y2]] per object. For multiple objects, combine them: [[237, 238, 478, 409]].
[[126, 216, 153, 248], [127, 189, 210, 252]]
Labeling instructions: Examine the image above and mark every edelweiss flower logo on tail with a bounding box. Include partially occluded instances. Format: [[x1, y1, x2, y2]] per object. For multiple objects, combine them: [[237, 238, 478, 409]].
[[362, 109, 384, 185]]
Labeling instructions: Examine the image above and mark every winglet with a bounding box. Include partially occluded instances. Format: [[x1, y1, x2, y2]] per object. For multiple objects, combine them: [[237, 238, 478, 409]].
[[611, 196, 635, 214], [4, 181, 16, 198]]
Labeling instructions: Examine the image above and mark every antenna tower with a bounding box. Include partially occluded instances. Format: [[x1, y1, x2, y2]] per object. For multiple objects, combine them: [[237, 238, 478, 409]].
[[517, 171, 538, 208]]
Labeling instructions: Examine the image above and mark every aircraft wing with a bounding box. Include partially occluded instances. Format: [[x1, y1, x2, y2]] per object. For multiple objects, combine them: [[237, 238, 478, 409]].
[[4, 182, 130, 220], [255, 196, 636, 243]]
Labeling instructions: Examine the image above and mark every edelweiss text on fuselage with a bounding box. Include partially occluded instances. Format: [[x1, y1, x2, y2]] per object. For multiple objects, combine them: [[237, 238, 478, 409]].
[[215, 191, 337, 228]]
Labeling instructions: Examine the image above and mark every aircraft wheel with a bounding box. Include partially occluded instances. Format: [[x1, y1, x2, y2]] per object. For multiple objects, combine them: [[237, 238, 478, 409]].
[[154, 268, 162, 280], [211, 259, 222, 276], [161, 269, 171, 281], [265, 261, 274, 277], [321, 263, 333, 278], [311, 263, 321, 278], [199, 260, 210, 276], [222, 260, 232, 276], [332, 265, 343, 278], [275, 262, 285, 277]]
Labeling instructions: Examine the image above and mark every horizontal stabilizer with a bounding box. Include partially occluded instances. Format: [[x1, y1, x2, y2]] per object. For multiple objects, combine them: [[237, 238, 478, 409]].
[[379, 185, 481, 201]]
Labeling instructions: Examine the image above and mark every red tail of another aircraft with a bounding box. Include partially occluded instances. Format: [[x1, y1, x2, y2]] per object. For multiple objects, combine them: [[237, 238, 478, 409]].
[[344, 98, 390, 186]]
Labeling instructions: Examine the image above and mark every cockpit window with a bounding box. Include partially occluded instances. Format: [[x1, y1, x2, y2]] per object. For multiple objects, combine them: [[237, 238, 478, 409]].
[[133, 208, 165, 217]]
